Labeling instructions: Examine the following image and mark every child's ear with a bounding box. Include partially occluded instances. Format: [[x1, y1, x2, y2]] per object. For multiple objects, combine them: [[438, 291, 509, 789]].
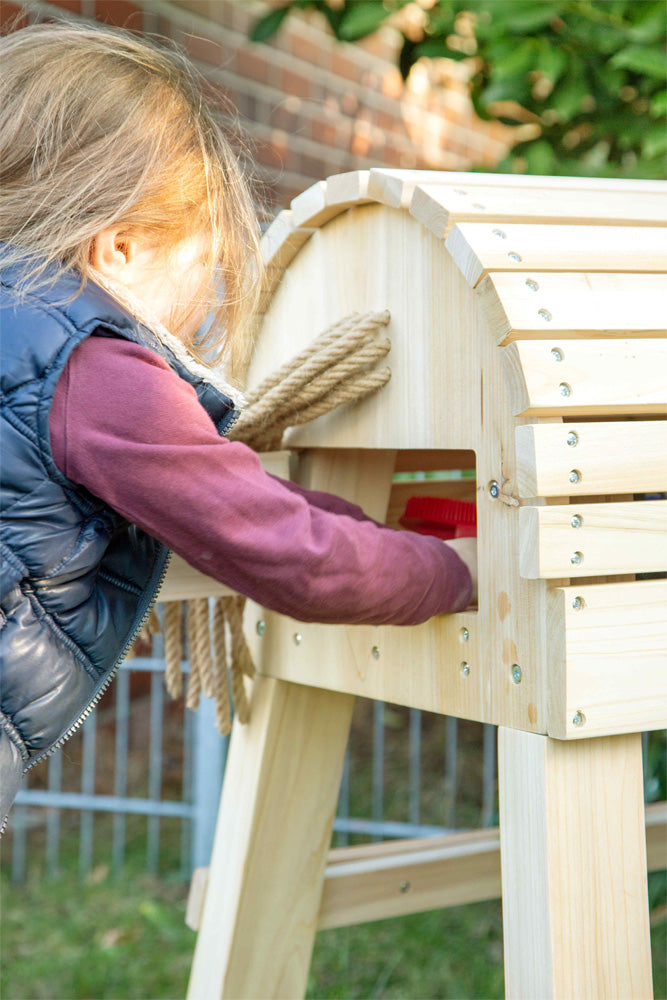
[[90, 228, 128, 276]]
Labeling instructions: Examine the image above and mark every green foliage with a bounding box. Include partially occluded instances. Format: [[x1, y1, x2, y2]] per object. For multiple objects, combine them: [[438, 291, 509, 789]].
[[249, 0, 667, 178]]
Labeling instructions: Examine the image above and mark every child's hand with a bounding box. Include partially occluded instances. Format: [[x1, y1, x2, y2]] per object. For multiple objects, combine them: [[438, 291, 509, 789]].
[[442, 537, 478, 607]]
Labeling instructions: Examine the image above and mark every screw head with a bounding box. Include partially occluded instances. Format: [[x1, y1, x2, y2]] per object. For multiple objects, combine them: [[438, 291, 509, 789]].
[[566, 431, 579, 447], [472, 202, 485, 209], [454, 189, 467, 195], [488, 480, 500, 498], [508, 252, 522, 262], [460, 661, 470, 677], [570, 514, 583, 528], [372, 646, 380, 660], [400, 881, 411, 892], [460, 627, 470, 642], [572, 711, 586, 727], [492, 229, 507, 239], [570, 551, 583, 566], [538, 308, 552, 322], [256, 620, 266, 637], [569, 469, 581, 484], [293, 632, 303, 646], [551, 347, 563, 362], [572, 596, 585, 610], [525, 278, 539, 291], [559, 382, 572, 397], [511, 664, 522, 683]]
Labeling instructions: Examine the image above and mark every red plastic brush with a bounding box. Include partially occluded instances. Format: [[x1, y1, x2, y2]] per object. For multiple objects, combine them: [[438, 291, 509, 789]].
[[399, 496, 477, 539]]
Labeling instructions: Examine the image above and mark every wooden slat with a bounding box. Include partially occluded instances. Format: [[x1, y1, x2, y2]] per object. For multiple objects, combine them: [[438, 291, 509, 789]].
[[501, 339, 667, 417], [260, 207, 315, 270], [547, 579, 667, 738], [394, 449, 476, 474], [519, 500, 667, 578], [478, 271, 667, 344], [410, 184, 667, 240], [446, 223, 667, 287], [516, 421, 667, 497], [368, 168, 667, 210], [290, 173, 374, 228]]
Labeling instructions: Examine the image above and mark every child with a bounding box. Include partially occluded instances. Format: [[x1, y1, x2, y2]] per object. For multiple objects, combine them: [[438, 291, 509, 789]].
[[0, 22, 477, 833]]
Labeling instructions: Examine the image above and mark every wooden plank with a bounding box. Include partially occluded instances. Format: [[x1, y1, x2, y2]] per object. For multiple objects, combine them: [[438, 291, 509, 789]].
[[187, 802, 667, 931], [290, 174, 374, 229], [546, 579, 667, 739], [260, 208, 316, 270], [519, 500, 667, 578], [501, 339, 667, 417], [446, 222, 667, 287], [516, 421, 667, 497], [368, 168, 667, 210], [394, 449, 476, 474], [498, 729, 653, 1000], [410, 183, 667, 240], [478, 271, 667, 344]]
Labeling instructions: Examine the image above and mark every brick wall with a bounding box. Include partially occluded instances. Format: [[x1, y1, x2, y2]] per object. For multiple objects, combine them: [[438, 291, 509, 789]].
[[1, 0, 519, 220]]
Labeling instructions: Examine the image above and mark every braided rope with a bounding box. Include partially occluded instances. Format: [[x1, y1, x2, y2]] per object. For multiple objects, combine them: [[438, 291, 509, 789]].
[[134, 309, 392, 734]]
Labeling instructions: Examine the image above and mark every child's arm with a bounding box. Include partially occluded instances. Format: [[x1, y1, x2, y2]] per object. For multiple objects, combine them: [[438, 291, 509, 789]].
[[49, 336, 473, 625]]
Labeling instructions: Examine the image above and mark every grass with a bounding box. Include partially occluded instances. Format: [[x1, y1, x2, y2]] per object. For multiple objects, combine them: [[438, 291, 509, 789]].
[[1, 701, 665, 1000]]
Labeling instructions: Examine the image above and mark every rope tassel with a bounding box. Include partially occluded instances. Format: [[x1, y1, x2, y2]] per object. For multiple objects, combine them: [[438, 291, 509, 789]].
[[132, 309, 392, 735]]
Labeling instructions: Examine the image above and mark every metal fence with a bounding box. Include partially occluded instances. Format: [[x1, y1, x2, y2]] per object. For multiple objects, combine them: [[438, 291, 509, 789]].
[[4, 600, 662, 884]]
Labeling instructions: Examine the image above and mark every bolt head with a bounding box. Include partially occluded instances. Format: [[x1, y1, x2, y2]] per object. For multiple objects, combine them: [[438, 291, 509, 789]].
[[525, 279, 539, 291], [551, 347, 563, 362], [570, 551, 583, 566], [566, 431, 579, 447], [460, 661, 470, 677], [511, 664, 522, 684], [572, 711, 586, 727], [293, 632, 303, 646], [400, 881, 411, 892], [572, 596, 585, 611], [569, 469, 581, 484], [371, 646, 380, 660], [488, 480, 500, 498], [508, 252, 522, 262], [538, 308, 552, 322], [256, 620, 266, 637], [492, 229, 507, 239], [570, 514, 583, 528], [460, 627, 469, 642], [559, 382, 571, 397]]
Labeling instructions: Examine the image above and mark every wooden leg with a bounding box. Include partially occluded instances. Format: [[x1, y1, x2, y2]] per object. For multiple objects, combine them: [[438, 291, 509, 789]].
[[187, 676, 355, 999], [498, 728, 653, 1000], [187, 448, 396, 999]]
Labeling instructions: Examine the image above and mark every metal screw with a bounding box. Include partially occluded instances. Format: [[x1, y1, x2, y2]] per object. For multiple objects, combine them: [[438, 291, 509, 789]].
[[293, 632, 303, 646], [460, 627, 469, 642], [538, 308, 552, 321], [256, 620, 266, 637], [454, 189, 467, 195], [472, 202, 485, 209], [569, 469, 581, 484], [492, 229, 507, 239], [460, 661, 470, 677], [488, 480, 500, 498], [551, 347, 563, 362], [400, 881, 411, 893], [372, 646, 380, 660], [525, 278, 539, 291], [508, 252, 522, 262], [566, 431, 579, 447], [571, 514, 583, 528], [572, 596, 585, 610], [559, 382, 572, 397], [572, 711, 586, 727], [511, 664, 522, 683], [570, 551, 583, 566]]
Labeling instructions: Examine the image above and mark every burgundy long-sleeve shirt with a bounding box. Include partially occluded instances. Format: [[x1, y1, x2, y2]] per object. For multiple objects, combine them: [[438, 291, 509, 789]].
[[48, 336, 472, 625]]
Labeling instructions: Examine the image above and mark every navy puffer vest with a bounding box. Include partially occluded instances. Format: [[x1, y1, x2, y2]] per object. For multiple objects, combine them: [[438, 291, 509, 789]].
[[0, 263, 239, 832]]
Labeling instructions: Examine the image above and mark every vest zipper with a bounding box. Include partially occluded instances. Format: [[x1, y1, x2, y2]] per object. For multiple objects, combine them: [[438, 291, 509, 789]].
[[21, 546, 174, 777]]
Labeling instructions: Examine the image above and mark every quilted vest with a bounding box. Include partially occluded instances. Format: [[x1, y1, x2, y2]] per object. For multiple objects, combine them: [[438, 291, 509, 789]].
[[0, 261, 240, 833]]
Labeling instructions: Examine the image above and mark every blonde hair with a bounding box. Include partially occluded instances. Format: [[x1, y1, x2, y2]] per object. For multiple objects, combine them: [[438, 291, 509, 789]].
[[0, 20, 267, 377]]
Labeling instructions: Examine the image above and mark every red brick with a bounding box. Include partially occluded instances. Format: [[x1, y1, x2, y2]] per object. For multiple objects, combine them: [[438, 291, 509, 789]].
[[298, 151, 327, 180], [281, 67, 312, 101], [52, 0, 83, 12], [94, 0, 144, 30], [331, 50, 359, 83], [0, 2, 28, 30], [288, 31, 323, 67], [184, 31, 228, 67], [310, 117, 338, 146], [235, 46, 273, 85]]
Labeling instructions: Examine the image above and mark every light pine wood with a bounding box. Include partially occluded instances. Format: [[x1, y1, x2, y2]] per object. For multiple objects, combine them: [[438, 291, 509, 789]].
[[410, 183, 667, 240], [187, 800, 667, 933], [259, 208, 315, 271], [478, 271, 667, 343], [519, 500, 667, 578], [515, 420, 667, 496], [498, 728, 653, 1000], [502, 339, 667, 417], [367, 167, 667, 209], [546, 579, 667, 738], [446, 222, 667, 287]]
